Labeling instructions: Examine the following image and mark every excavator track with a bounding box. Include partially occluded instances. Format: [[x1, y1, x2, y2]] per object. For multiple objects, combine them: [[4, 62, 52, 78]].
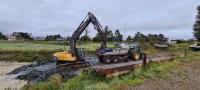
[[57, 61, 90, 68]]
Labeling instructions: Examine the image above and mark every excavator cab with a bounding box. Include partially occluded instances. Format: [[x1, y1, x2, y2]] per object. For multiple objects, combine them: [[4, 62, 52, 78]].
[[53, 48, 86, 65], [75, 48, 86, 61]]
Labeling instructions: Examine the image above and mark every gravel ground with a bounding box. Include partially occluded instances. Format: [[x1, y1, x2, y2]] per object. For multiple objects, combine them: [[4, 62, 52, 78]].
[[0, 61, 30, 90], [125, 60, 200, 90]]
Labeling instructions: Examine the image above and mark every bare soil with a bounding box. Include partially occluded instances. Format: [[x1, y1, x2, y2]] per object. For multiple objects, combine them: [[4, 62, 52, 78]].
[[0, 61, 29, 90], [125, 60, 200, 90]]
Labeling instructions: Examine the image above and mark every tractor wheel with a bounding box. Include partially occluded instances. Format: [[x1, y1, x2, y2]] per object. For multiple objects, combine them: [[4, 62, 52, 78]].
[[132, 52, 140, 60]]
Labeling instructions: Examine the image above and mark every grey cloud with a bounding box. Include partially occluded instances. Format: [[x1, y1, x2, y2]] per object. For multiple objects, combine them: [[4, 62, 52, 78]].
[[0, 0, 199, 39]]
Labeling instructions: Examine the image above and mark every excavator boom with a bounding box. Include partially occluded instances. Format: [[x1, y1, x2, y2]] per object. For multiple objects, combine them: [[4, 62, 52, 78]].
[[70, 12, 107, 60], [53, 12, 107, 65]]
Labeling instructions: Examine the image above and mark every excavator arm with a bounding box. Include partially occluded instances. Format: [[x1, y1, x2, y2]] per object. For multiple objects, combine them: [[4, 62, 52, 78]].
[[70, 12, 107, 60]]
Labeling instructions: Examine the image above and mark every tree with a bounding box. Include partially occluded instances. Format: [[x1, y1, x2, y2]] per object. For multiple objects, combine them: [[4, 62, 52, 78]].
[[66, 36, 71, 41], [92, 26, 115, 42], [104, 26, 115, 42], [133, 32, 147, 43], [0, 32, 7, 40], [80, 28, 91, 42], [126, 35, 132, 42], [114, 29, 123, 42], [92, 33, 101, 42], [45, 34, 62, 41], [193, 5, 200, 41], [147, 34, 159, 44], [18, 32, 32, 40], [80, 35, 91, 42], [158, 34, 168, 43]]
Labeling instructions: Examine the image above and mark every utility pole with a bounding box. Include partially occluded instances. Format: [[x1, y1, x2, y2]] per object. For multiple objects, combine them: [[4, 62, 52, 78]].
[[124, 22, 127, 42]]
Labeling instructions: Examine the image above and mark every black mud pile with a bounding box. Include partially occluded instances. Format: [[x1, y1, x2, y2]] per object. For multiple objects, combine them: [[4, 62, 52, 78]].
[[8, 60, 81, 83]]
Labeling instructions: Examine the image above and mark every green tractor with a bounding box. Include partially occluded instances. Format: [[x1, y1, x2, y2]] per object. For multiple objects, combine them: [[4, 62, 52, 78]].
[[128, 43, 144, 60]]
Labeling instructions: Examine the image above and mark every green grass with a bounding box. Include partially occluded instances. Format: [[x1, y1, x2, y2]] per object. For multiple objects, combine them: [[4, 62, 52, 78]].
[[0, 42, 66, 51], [22, 43, 200, 90], [0, 42, 115, 62], [22, 74, 63, 90], [0, 40, 68, 45], [0, 42, 66, 62], [0, 42, 116, 52], [23, 55, 185, 90]]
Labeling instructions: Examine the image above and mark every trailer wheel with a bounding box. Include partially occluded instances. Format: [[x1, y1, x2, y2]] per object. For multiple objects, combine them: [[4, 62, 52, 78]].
[[102, 56, 111, 63], [112, 56, 118, 63], [84, 61, 90, 67], [122, 56, 128, 62]]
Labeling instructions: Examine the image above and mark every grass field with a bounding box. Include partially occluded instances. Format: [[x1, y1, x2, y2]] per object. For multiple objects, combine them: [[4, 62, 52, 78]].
[[0, 42, 66, 51], [0, 40, 190, 62], [0, 41, 115, 51], [0, 41, 116, 62], [23, 54, 195, 90], [0, 41, 195, 89], [22, 44, 199, 90]]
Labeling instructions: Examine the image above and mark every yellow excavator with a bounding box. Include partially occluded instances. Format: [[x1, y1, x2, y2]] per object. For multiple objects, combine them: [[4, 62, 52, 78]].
[[53, 12, 107, 66]]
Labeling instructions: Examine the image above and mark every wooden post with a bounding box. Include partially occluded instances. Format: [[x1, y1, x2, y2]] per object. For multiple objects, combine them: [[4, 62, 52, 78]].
[[142, 53, 147, 70]]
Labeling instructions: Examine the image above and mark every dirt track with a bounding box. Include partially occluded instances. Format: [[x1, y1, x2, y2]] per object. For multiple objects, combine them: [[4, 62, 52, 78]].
[[125, 60, 200, 90], [0, 61, 29, 90]]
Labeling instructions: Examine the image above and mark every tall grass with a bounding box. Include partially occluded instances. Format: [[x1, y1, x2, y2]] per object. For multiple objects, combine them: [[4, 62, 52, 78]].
[[22, 74, 63, 90], [0, 50, 60, 62], [0, 40, 68, 45], [0, 42, 67, 51], [0, 42, 114, 62]]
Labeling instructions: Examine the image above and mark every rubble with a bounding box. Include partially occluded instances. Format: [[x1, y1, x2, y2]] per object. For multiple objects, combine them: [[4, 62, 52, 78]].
[[8, 60, 81, 83]]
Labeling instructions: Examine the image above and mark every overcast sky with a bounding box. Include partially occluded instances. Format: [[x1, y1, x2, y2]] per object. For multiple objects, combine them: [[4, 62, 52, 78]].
[[0, 0, 200, 39]]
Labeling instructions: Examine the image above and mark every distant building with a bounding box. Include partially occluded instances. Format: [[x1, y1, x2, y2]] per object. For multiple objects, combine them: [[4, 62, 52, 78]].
[[170, 39, 186, 44], [170, 40, 177, 44], [8, 32, 23, 41], [8, 32, 32, 41]]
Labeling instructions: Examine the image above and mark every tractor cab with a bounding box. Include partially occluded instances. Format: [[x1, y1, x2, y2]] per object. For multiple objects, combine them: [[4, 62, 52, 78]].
[[128, 43, 143, 60], [129, 43, 142, 52]]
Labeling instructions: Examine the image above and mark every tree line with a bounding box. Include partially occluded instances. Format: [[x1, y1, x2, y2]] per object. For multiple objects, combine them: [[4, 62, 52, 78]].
[[194, 5, 200, 41], [78, 26, 168, 45], [80, 26, 123, 42], [0, 29, 168, 44], [0, 32, 7, 40]]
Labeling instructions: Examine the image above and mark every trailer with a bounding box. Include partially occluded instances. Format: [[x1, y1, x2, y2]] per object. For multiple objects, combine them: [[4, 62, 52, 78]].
[[93, 52, 175, 78]]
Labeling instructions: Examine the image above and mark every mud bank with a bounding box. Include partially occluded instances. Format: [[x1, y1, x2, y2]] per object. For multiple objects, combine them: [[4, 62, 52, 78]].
[[0, 61, 29, 90]]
